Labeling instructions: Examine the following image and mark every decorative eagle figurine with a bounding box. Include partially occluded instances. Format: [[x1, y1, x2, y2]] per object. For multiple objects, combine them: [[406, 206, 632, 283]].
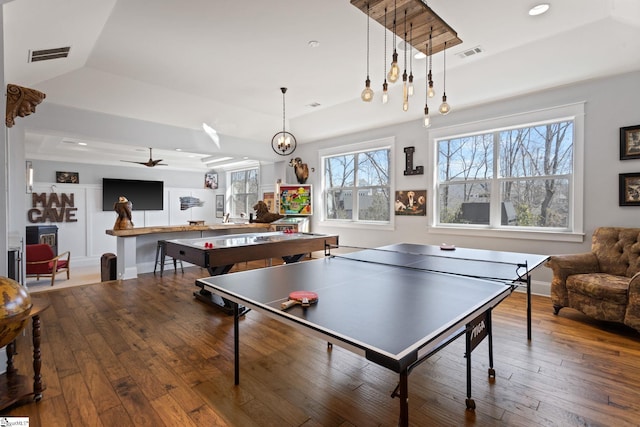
[[289, 157, 309, 184]]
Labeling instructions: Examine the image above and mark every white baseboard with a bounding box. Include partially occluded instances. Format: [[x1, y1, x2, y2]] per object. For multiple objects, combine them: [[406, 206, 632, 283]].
[[514, 279, 550, 297]]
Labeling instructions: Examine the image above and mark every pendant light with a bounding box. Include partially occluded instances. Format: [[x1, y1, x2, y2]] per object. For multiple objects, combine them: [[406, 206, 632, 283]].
[[423, 41, 431, 128], [427, 27, 435, 98], [350, 0, 460, 119], [408, 22, 414, 97], [361, 2, 374, 102], [439, 41, 451, 115], [402, 10, 408, 112], [271, 87, 297, 156], [382, 7, 389, 104], [387, 0, 399, 83]]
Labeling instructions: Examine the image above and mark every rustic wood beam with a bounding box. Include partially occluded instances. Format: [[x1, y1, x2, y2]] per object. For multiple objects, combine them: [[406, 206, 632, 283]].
[[350, 0, 462, 55]]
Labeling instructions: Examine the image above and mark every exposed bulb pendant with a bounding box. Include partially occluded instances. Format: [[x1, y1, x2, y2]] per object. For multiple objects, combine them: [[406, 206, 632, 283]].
[[402, 72, 408, 111], [388, 0, 399, 83], [439, 41, 451, 115], [427, 28, 435, 98], [361, 3, 374, 102], [402, 11, 408, 112], [402, 80, 408, 111], [388, 50, 399, 83], [361, 78, 374, 102], [408, 75, 414, 97], [423, 40, 431, 128], [382, 8, 389, 104], [271, 87, 297, 156], [408, 22, 414, 97]]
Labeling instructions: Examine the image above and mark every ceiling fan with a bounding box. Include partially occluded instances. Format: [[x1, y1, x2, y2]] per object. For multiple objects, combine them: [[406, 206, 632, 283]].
[[121, 148, 167, 167]]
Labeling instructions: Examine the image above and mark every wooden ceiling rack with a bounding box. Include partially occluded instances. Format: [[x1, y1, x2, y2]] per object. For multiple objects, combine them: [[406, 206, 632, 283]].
[[350, 0, 462, 55]]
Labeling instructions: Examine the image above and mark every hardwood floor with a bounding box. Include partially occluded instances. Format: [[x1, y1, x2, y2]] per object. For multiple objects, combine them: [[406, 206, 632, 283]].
[[3, 262, 640, 426]]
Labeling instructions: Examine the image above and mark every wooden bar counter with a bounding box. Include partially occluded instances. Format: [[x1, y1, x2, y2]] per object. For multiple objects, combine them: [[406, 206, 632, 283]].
[[106, 223, 271, 279]]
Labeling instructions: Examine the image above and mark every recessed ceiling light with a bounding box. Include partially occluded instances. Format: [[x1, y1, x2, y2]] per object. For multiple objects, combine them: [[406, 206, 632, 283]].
[[203, 156, 233, 164], [398, 42, 425, 59], [397, 41, 410, 51], [308, 40, 320, 48], [62, 139, 87, 146], [529, 3, 550, 16]]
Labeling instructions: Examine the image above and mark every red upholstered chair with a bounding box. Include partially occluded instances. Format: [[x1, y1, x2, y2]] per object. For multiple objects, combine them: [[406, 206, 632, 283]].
[[26, 243, 71, 286]]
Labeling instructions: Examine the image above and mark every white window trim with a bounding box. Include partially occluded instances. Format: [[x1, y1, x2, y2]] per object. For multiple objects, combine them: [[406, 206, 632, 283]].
[[318, 136, 395, 230], [226, 164, 260, 218], [428, 102, 585, 242]]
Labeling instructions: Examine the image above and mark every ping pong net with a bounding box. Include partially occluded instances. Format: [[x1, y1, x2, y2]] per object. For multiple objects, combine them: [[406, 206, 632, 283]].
[[323, 243, 531, 286]]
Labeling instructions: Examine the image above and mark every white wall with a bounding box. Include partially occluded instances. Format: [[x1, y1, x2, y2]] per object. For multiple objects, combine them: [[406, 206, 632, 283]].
[[8, 71, 640, 296], [296, 71, 640, 293], [25, 160, 221, 269]]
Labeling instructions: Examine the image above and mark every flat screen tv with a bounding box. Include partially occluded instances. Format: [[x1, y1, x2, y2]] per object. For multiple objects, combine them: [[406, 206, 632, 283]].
[[102, 178, 164, 211]]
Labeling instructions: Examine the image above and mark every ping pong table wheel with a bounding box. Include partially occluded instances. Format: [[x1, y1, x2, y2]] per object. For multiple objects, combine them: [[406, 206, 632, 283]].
[[488, 367, 496, 378], [465, 398, 476, 410]]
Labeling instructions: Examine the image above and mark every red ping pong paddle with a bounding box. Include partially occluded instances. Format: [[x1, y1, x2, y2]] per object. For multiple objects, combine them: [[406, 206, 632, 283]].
[[281, 290, 318, 310]]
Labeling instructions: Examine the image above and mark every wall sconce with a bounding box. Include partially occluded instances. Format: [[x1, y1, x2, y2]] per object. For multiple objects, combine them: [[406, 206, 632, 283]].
[[26, 161, 33, 193]]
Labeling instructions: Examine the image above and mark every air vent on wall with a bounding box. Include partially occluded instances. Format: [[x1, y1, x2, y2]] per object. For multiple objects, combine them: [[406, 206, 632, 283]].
[[456, 46, 484, 59], [29, 47, 71, 63]]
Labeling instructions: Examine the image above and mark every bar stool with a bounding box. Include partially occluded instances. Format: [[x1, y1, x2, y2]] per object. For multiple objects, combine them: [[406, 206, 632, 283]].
[[154, 240, 184, 277]]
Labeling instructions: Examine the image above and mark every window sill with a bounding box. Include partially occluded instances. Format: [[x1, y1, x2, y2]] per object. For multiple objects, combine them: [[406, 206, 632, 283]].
[[318, 220, 394, 231], [428, 225, 585, 243]]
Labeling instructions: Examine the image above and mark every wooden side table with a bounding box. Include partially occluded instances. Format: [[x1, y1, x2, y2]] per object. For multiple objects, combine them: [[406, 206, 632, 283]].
[[0, 299, 50, 410]]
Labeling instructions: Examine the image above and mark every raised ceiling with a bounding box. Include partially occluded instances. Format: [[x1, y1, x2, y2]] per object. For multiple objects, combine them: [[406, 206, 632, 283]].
[[4, 0, 640, 170]]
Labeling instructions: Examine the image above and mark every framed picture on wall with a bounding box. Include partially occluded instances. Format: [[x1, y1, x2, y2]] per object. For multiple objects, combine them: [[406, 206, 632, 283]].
[[619, 172, 640, 206], [620, 125, 640, 160], [262, 192, 275, 213], [394, 189, 427, 216], [56, 171, 79, 184], [205, 172, 218, 189], [215, 194, 225, 217]]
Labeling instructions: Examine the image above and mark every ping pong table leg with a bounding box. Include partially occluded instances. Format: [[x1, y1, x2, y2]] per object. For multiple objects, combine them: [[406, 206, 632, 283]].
[[281, 253, 307, 263], [526, 274, 532, 340], [487, 311, 495, 378], [398, 369, 409, 427], [465, 332, 475, 410], [233, 302, 240, 385]]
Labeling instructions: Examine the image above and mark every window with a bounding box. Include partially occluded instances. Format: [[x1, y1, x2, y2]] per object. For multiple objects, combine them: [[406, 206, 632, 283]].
[[229, 168, 259, 217], [433, 103, 583, 235], [322, 140, 391, 223]]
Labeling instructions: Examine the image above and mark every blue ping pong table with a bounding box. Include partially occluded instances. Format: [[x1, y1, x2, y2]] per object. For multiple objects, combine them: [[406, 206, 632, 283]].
[[197, 243, 548, 426]]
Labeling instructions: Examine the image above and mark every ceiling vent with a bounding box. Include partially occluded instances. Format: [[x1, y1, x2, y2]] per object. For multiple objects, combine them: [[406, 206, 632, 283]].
[[29, 47, 71, 63], [456, 46, 484, 59]]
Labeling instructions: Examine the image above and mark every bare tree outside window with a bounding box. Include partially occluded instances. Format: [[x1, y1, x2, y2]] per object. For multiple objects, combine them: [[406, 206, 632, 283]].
[[324, 148, 390, 222], [437, 120, 573, 229], [230, 168, 259, 217]]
